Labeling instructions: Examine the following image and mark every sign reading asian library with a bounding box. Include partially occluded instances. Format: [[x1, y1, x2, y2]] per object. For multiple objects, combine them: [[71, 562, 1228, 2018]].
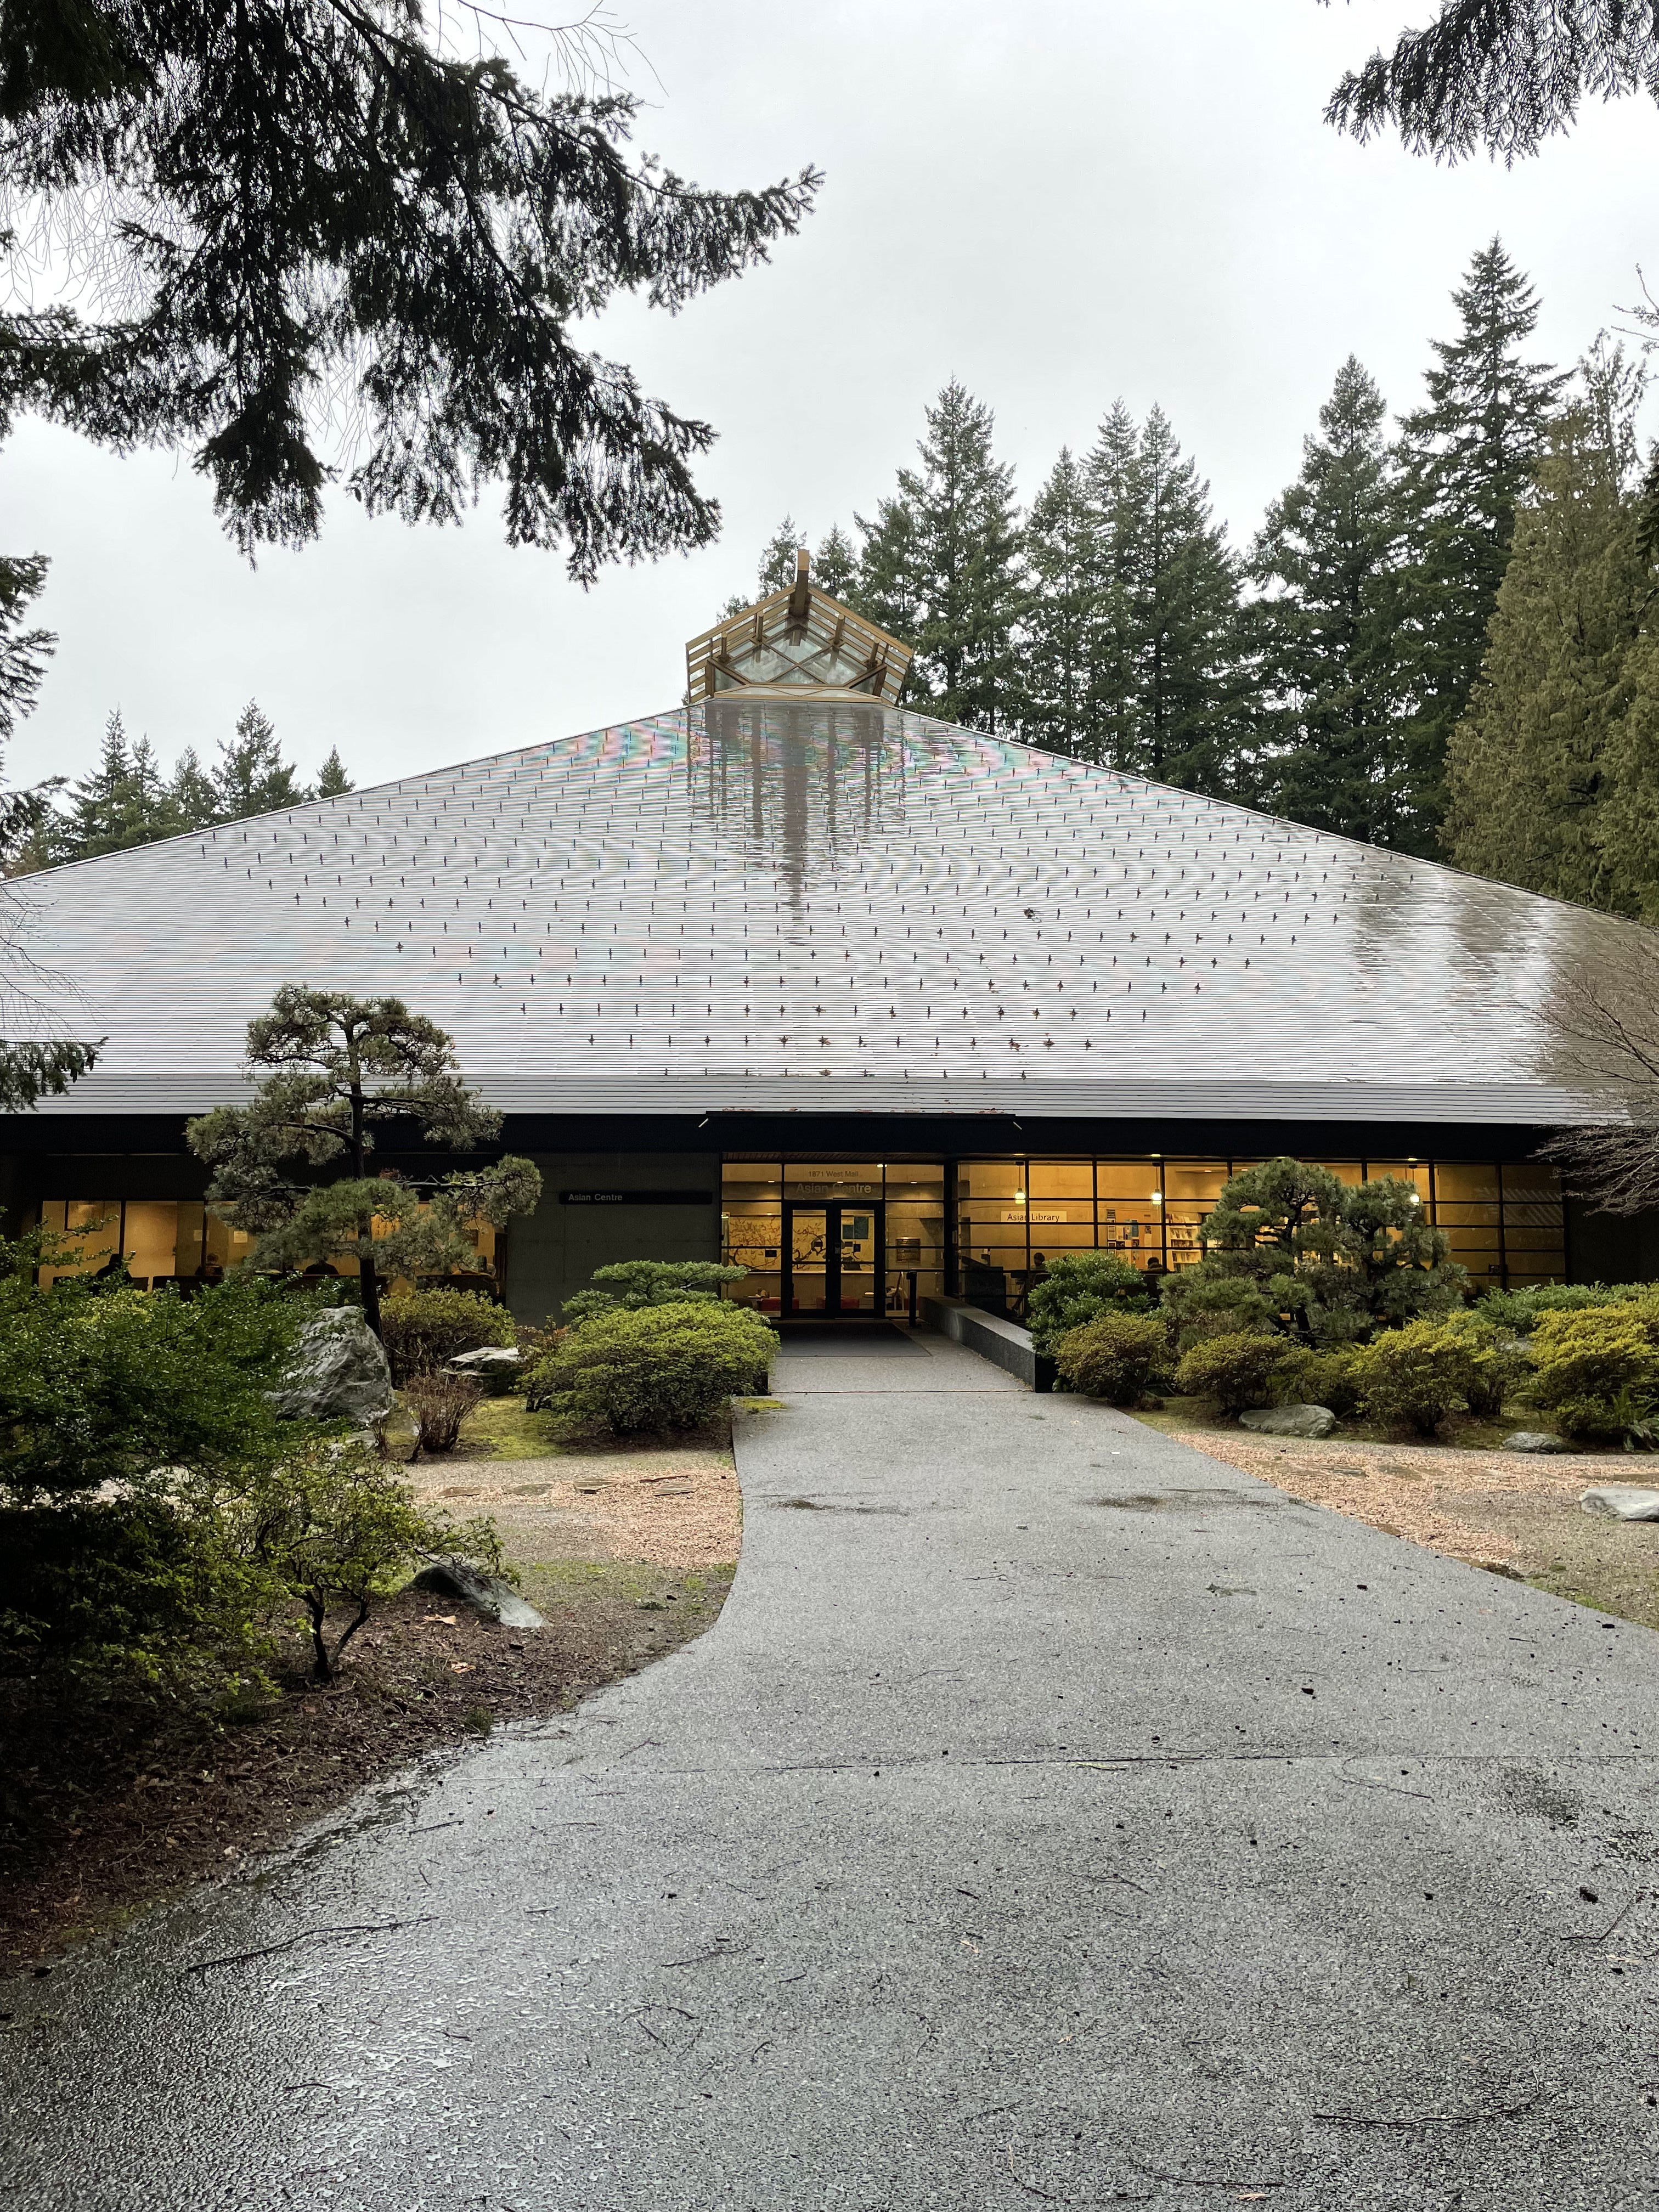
[[559, 1190, 714, 1207]]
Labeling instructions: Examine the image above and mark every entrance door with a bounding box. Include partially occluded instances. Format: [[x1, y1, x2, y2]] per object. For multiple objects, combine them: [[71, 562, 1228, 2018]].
[[785, 1206, 830, 1314], [782, 1201, 885, 1316]]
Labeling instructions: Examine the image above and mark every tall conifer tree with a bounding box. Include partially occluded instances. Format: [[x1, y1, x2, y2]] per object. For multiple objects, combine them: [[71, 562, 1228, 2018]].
[[1081, 401, 1144, 769], [1120, 407, 1242, 789], [1245, 357, 1408, 843], [212, 702, 309, 820], [1444, 372, 1647, 907], [1019, 449, 1101, 758], [1395, 240, 1566, 849], [856, 381, 1025, 731]]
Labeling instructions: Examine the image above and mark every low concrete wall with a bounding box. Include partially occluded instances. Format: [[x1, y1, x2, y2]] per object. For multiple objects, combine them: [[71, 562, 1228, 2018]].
[[922, 1296, 1054, 1393]]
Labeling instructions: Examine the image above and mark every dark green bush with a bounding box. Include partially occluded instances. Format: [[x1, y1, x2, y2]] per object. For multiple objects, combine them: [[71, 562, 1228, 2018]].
[[0, 1491, 270, 1700], [526, 1300, 776, 1435], [1025, 1253, 1149, 1356], [1270, 1345, 1365, 1417], [1053, 1313, 1171, 1406], [0, 1269, 301, 1505], [560, 1260, 748, 1330], [379, 1286, 515, 1383], [1174, 1330, 1285, 1413], [1527, 1306, 1659, 1444], [1353, 1321, 1480, 1436]]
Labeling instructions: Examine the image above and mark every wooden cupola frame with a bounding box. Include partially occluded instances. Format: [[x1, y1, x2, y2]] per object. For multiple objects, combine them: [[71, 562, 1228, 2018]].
[[685, 549, 914, 704]]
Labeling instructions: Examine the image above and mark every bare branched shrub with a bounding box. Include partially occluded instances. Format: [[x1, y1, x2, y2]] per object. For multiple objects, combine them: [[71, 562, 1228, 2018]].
[[1538, 935, 1659, 1214], [402, 1370, 482, 1458]]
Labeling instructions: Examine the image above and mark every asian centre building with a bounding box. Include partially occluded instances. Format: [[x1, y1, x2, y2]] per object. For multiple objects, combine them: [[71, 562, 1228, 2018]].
[[8, 559, 1658, 1324]]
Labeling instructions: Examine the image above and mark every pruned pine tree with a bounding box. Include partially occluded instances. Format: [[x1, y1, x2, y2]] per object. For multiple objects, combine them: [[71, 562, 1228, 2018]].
[[1392, 240, 1567, 851], [1446, 358, 1654, 910], [1019, 449, 1101, 759], [1245, 357, 1409, 845], [856, 381, 1025, 731], [2, 5, 819, 571], [185, 986, 542, 1339]]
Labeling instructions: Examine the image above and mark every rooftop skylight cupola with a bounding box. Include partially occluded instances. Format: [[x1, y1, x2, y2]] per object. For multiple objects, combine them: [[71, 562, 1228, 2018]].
[[685, 548, 914, 704]]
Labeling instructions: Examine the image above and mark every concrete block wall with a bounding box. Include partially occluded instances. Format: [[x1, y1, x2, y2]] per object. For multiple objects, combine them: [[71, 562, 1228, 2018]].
[[504, 1152, 721, 1324]]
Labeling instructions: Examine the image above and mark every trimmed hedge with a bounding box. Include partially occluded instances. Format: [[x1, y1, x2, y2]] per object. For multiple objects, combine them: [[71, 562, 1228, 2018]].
[[1053, 1313, 1171, 1406], [379, 1286, 515, 1383], [526, 1300, 777, 1436], [1527, 1306, 1659, 1444], [1173, 1330, 1284, 1413], [1353, 1320, 1478, 1437]]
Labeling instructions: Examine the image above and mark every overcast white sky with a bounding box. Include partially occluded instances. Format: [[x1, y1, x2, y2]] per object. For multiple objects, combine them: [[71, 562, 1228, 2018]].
[[7, 0, 1658, 797]]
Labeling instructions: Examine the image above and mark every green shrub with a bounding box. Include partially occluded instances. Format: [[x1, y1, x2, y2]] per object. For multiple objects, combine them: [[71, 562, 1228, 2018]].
[[1437, 1312, 1530, 1418], [1354, 1320, 1480, 1436], [0, 1490, 271, 1701], [1160, 1271, 1280, 1351], [560, 1260, 748, 1330], [1026, 1253, 1149, 1355], [1528, 1307, 1659, 1444], [1054, 1313, 1172, 1406], [1174, 1330, 1285, 1413], [526, 1300, 777, 1436], [1476, 1281, 1655, 1334], [239, 1440, 503, 1680], [379, 1286, 515, 1383], [1271, 1345, 1365, 1417], [0, 1268, 300, 1505]]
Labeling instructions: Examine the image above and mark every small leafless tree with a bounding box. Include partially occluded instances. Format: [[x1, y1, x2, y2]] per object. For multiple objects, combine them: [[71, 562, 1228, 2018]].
[[1539, 934, 1659, 1214]]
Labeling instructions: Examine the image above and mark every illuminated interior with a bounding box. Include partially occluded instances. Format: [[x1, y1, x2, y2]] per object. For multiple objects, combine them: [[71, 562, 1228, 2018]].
[[721, 1154, 1564, 1320], [35, 1198, 499, 1291]]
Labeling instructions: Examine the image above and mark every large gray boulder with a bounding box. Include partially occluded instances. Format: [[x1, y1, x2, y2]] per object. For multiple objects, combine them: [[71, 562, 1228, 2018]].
[[1239, 1403, 1337, 1440], [447, 1345, 524, 1396], [270, 1308, 394, 1424], [1503, 1431, 1568, 1454], [1579, 1485, 1659, 1523]]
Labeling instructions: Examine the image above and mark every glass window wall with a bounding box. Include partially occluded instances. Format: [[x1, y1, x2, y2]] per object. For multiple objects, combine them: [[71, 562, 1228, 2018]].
[[725, 1151, 1567, 1315], [34, 1197, 498, 1291]]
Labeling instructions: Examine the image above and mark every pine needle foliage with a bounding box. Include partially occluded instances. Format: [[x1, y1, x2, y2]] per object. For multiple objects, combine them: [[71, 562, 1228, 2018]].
[[1, 0, 820, 569]]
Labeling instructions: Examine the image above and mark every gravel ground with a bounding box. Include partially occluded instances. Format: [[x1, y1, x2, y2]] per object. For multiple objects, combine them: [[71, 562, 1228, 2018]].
[[1173, 1428, 1659, 1629], [404, 1441, 741, 1571]]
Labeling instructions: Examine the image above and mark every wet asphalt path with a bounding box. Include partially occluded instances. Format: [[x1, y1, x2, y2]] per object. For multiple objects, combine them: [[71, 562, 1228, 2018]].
[[3, 1330, 1657, 2210]]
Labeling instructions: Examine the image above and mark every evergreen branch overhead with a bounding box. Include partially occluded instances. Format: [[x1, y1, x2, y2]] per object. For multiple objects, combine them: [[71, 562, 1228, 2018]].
[[0, 0, 820, 571], [1323, 0, 1659, 163]]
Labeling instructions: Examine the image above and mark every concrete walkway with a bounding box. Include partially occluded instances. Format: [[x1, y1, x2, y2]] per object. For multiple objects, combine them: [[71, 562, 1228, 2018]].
[[3, 1345, 1657, 2210]]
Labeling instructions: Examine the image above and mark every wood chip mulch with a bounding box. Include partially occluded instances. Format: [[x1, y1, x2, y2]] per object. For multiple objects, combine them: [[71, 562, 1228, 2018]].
[[0, 1569, 730, 1977]]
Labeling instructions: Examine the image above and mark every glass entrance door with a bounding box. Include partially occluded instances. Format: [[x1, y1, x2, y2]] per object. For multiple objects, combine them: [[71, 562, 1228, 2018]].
[[785, 1206, 830, 1313], [836, 1204, 881, 1314], [782, 1201, 885, 1315]]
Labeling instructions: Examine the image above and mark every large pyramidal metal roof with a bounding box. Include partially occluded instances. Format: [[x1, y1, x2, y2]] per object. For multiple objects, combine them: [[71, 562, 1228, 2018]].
[[12, 695, 1637, 1123]]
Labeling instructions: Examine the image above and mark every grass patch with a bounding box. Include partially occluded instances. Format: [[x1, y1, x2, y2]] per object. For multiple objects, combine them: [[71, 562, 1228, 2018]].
[[455, 1393, 566, 1459]]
